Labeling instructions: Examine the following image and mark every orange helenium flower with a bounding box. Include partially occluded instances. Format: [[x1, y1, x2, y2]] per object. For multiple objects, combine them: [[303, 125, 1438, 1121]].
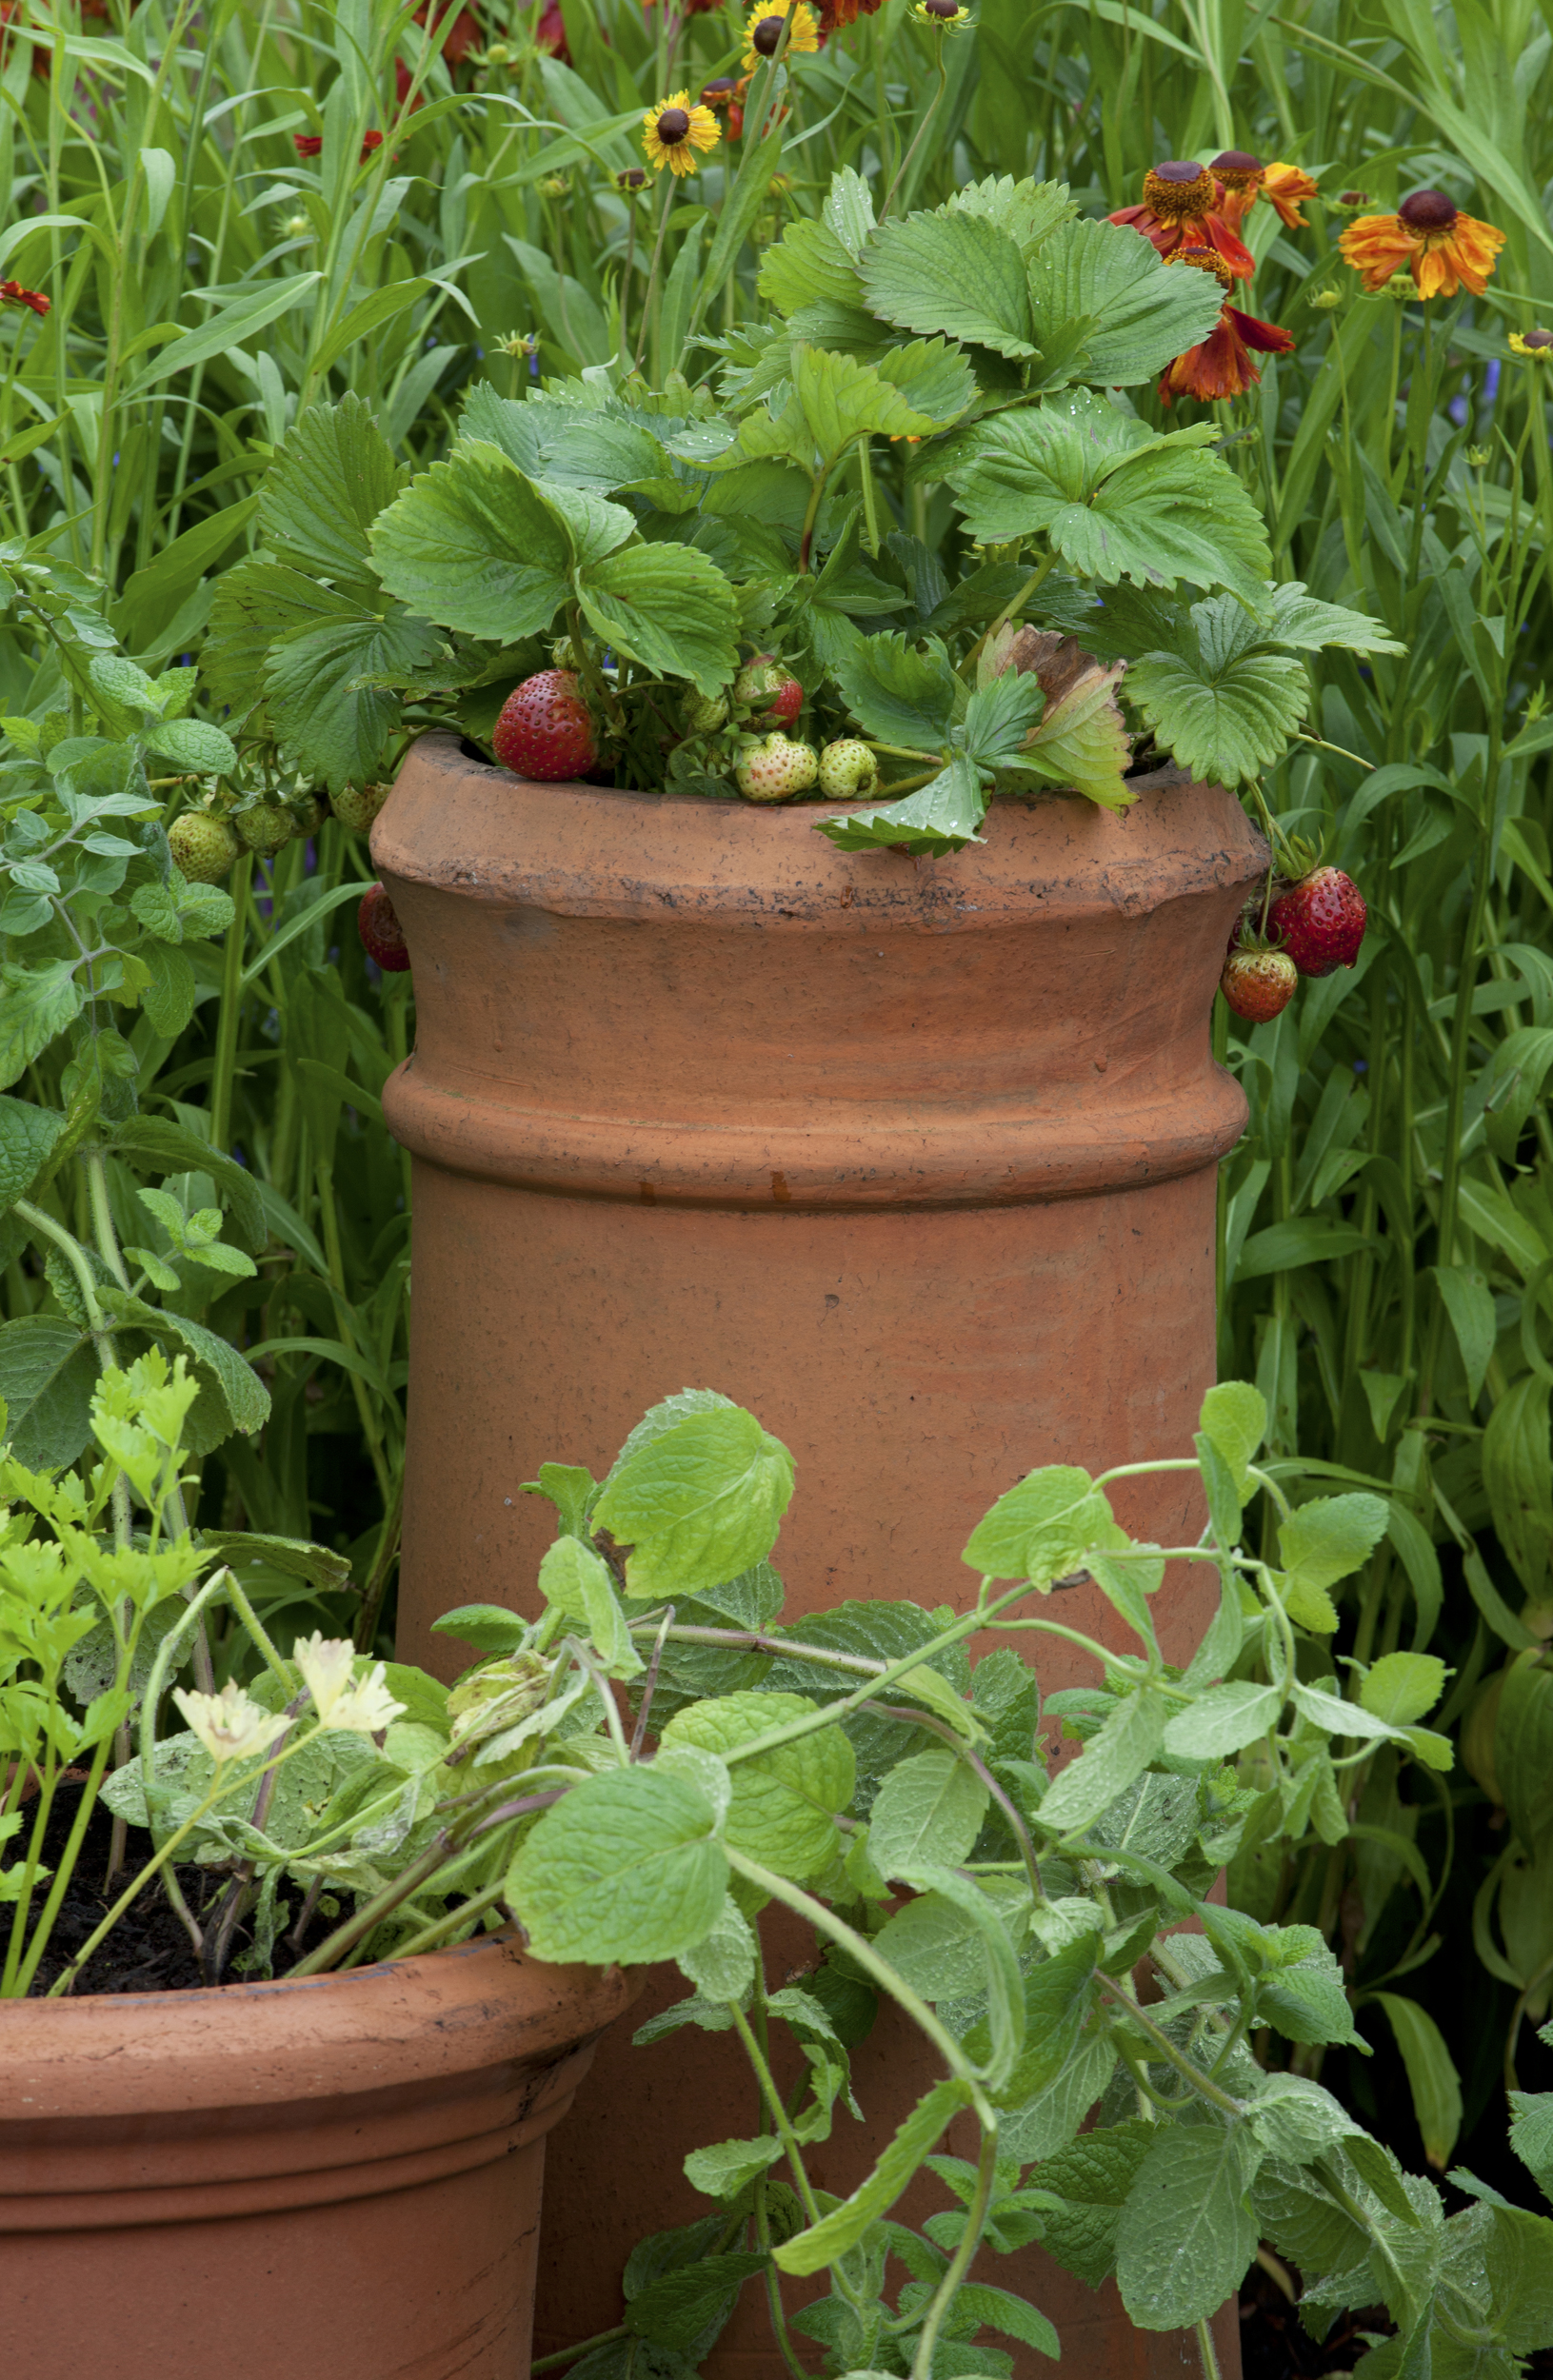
[[1209, 150, 1319, 230], [1109, 160, 1254, 282], [1339, 188, 1504, 299], [817, 0, 882, 29], [1156, 250, 1293, 404]]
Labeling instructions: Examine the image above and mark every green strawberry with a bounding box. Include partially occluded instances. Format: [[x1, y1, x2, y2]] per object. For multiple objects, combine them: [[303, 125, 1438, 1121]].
[[235, 800, 295, 855], [818, 739, 880, 799], [331, 783, 390, 834], [168, 812, 241, 885]]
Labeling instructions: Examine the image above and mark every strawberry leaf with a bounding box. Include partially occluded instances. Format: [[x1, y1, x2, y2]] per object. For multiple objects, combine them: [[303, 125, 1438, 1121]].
[[859, 208, 1039, 358], [256, 390, 402, 591], [369, 439, 584, 639], [790, 344, 944, 465], [1125, 647, 1308, 786], [1011, 653, 1134, 808], [264, 607, 450, 793], [962, 672, 1045, 766], [574, 542, 739, 698], [758, 215, 866, 315], [1025, 217, 1224, 387], [830, 629, 959, 748], [815, 753, 986, 856], [944, 173, 1075, 255]]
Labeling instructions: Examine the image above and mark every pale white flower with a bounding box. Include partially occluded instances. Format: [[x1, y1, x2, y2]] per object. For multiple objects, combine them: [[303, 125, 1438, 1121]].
[[318, 1660, 407, 1737], [172, 1680, 290, 1769], [293, 1631, 357, 1723]]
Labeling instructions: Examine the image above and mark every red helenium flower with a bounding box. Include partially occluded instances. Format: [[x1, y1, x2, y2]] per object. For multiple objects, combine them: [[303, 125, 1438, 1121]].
[[1159, 302, 1295, 404], [1109, 159, 1255, 281], [0, 278, 49, 317]]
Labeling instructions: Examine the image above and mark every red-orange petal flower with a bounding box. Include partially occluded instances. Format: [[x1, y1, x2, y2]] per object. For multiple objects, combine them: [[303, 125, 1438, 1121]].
[[1158, 302, 1294, 405], [1114, 203, 1256, 281], [536, 0, 569, 56], [0, 278, 49, 318], [293, 132, 324, 156], [1339, 189, 1504, 298], [817, 0, 882, 28]]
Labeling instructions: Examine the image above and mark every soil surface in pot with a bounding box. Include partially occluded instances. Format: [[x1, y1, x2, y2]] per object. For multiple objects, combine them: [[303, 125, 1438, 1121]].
[[3, 1780, 317, 1993]]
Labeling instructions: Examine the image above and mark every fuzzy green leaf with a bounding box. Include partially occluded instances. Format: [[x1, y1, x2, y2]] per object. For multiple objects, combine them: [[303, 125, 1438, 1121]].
[[772, 2077, 974, 2273], [663, 1691, 854, 1880], [506, 1767, 728, 1964], [593, 1405, 795, 1601], [866, 1746, 988, 1877], [963, 1463, 1116, 1586], [1115, 2120, 1261, 2330], [0, 1314, 96, 1470]]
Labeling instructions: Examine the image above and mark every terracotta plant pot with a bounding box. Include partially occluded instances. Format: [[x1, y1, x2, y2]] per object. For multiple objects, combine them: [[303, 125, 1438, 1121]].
[[373, 732, 1266, 2377], [0, 1926, 636, 2380]]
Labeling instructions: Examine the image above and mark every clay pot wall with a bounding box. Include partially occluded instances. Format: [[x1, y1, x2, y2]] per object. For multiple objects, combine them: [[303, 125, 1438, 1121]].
[[373, 736, 1266, 2380], [0, 1927, 635, 2380]]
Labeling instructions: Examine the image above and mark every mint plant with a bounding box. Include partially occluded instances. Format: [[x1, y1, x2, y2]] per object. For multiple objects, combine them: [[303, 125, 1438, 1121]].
[[420, 1381, 1553, 2380]]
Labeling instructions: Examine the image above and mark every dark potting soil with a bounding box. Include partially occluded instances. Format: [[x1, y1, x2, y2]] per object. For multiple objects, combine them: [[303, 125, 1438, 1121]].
[[0, 1778, 311, 1995]]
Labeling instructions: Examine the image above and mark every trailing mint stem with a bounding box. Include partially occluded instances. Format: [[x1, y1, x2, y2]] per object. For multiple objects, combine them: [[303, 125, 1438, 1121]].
[[728, 1999, 825, 2225], [532, 2330, 629, 2376], [1098, 1977, 1246, 2117], [724, 1848, 995, 2122], [1196, 2315, 1223, 2380], [909, 2124, 999, 2380]]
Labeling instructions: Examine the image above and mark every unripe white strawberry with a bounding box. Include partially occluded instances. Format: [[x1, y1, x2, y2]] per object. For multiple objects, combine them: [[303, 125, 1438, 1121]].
[[235, 800, 295, 855], [686, 690, 728, 733], [332, 782, 390, 833], [818, 739, 880, 799], [168, 812, 240, 884], [735, 732, 819, 803]]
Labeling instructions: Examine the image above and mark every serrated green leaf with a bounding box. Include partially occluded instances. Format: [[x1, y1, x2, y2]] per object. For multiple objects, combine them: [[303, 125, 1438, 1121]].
[[684, 2135, 785, 2201], [1164, 1679, 1283, 1760], [1359, 1654, 1446, 1727], [816, 754, 986, 857], [963, 673, 1045, 767], [1026, 216, 1224, 386], [759, 216, 866, 315], [575, 542, 739, 699], [1011, 647, 1133, 807], [945, 174, 1075, 254], [369, 439, 577, 639], [592, 1405, 794, 1601], [1125, 646, 1309, 787], [948, 400, 1270, 602], [0, 962, 85, 1089], [258, 390, 401, 584], [860, 209, 1038, 358], [0, 1095, 63, 1211], [1038, 1687, 1167, 1835], [663, 1690, 853, 1879], [1279, 1495, 1389, 1604], [624, 2249, 769, 2349], [1199, 1381, 1266, 1499], [1258, 581, 1404, 656], [0, 1313, 96, 1470], [772, 2076, 974, 2274], [962, 1464, 1116, 1586], [506, 1767, 728, 1963], [265, 607, 446, 794], [866, 1746, 988, 1877], [1115, 2120, 1261, 2329], [539, 1536, 644, 1678], [829, 630, 958, 748], [1031, 2119, 1154, 2287], [790, 342, 944, 463]]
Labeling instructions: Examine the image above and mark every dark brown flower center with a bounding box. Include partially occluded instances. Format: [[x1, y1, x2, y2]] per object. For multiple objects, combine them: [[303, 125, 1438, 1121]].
[[752, 14, 785, 51], [1211, 148, 1262, 189], [1398, 188, 1457, 232], [1524, 328, 1553, 349], [702, 76, 737, 103], [618, 167, 647, 188], [1143, 160, 1217, 220], [925, 0, 960, 16], [657, 106, 690, 141]]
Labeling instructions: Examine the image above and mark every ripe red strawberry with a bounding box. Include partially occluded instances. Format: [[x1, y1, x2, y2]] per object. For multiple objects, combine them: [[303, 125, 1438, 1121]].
[[734, 653, 803, 724], [1266, 865, 1366, 978], [491, 669, 598, 782], [1221, 945, 1297, 1022], [358, 882, 410, 972]]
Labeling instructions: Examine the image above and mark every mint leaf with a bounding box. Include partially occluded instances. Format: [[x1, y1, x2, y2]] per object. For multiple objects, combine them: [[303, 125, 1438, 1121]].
[[1026, 217, 1224, 387], [506, 1768, 728, 1963], [685, 2135, 785, 2201], [816, 754, 986, 857], [0, 1313, 96, 1470], [772, 2076, 974, 2274], [867, 1747, 988, 1877], [1033, 2119, 1153, 2287], [1279, 1494, 1389, 1605], [538, 1536, 644, 1678], [663, 1691, 854, 1880], [369, 439, 577, 639], [963, 1463, 1113, 1585], [1163, 1680, 1283, 1761], [1359, 1653, 1446, 1728], [1198, 1381, 1266, 1498], [1115, 2119, 1261, 2329], [575, 542, 739, 699], [0, 961, 85, 1088], [1036, 1687, 1167, 1835], [859, 208, 1038, 359], [0, 1094, 63, 1209], [593, 1405, 796, 1602]]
